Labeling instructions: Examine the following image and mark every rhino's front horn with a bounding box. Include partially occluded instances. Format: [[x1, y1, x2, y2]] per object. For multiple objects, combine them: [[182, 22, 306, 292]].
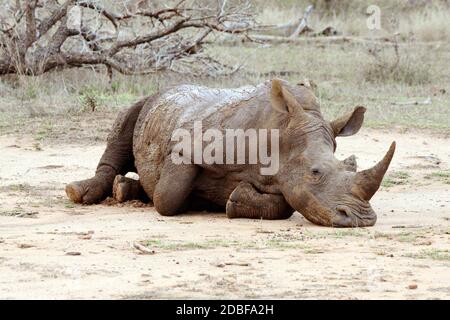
[[352, 142, 396, 201]]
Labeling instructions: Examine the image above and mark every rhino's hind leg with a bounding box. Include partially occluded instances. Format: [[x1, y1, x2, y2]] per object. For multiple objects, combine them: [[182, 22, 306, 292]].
[[113, 174, 149, 203], [66, 98, 147, 204], [65, 167, 116, 204], [226, 182, 294, 220]]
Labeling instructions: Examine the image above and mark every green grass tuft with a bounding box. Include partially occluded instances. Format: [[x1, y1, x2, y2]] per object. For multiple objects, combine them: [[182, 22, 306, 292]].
[[424, 170, 450, 184], [382, 171, 411, 188], [405, 249, 450, 261]]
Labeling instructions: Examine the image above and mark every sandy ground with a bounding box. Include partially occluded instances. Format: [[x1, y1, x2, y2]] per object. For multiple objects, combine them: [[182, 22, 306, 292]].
[[0, 128, 449, 299]]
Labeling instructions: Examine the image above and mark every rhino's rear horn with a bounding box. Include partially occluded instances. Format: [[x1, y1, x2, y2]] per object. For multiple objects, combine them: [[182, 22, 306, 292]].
[[352, 142, 396, 201]]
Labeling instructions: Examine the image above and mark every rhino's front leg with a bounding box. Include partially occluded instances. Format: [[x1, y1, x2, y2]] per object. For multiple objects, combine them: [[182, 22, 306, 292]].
[[153, 160, 199, 216], [226, 182, 294, 220]]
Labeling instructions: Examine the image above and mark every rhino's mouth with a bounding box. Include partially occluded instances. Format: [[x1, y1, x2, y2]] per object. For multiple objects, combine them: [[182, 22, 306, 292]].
[[334, 204, 377, 227]]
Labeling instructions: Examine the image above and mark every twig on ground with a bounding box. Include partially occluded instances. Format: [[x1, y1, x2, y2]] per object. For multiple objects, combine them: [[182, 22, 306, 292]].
[[392, 97, 432, 106], [133, 242, 156, 255]]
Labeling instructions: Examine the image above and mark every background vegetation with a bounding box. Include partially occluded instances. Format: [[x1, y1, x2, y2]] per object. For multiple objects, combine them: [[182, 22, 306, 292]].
[[1, 0, 449, 143]]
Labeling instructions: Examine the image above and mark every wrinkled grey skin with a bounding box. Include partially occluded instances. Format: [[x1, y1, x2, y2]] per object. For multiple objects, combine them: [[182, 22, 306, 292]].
[[66, 79, 395, 227]]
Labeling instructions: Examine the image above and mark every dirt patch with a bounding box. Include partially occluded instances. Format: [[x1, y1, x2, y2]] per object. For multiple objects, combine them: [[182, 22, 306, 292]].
[[0, 129, 449, 299]]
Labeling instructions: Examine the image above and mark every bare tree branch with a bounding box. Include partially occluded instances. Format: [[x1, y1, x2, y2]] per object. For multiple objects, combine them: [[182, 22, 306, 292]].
[[24, 0, 38, 49], [0, 0, 255, 77], [289, 4, 314, 38], [76, 0, 119, 29], [107, 17, 191, 56], [38, 0, 74, 38]]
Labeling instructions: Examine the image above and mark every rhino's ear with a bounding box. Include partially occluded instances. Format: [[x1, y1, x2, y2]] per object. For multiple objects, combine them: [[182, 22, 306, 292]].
[[330, 106, 366, 137], [270, 78, 303, 114]]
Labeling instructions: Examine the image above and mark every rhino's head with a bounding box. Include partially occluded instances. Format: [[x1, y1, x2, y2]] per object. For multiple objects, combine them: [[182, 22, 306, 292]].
[[270, 79, 395, 227]]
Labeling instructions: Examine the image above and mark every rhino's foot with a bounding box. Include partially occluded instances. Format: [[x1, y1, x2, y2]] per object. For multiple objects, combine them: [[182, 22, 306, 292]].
[[226, 182, 293, 220], [66, 177, 112, 204], [112, 174, 147, 203]]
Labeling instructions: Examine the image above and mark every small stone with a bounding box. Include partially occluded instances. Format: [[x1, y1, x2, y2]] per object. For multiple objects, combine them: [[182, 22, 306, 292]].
[[65, 251, 81, 256], [17, 243, 34, 249], [408, 284, 418, 290]]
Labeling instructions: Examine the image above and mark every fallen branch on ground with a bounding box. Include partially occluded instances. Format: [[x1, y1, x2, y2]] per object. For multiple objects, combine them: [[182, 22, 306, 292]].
[[213, 34, 444, 47], [250, 4, 338, 39], [392, 98, 432, 106], [289, 4, 314, 38]]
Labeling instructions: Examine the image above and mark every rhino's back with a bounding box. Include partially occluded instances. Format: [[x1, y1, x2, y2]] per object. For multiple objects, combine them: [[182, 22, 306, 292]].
[[161, 84, 262, 126], [132, 83, 264, 197]]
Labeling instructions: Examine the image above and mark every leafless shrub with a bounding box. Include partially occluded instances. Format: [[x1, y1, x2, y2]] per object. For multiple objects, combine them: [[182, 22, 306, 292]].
[[0, 0, 255, 77], [79, 87, 98, 111]]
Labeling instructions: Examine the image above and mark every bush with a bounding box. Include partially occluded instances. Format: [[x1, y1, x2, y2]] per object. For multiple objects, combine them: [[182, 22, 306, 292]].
[[362, 42, 432, 85]]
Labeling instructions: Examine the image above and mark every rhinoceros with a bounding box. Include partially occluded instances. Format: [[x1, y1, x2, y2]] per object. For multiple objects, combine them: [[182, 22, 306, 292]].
[[66, 79, 395, 227]]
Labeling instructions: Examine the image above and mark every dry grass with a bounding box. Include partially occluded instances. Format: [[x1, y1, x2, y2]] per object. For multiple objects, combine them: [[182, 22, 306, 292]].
[[0, 0, 450, 141], [362, 43, 433, 85], [398, 5, 450, 42], [381, 171, 411, 188], [258, 0, 450, 40]]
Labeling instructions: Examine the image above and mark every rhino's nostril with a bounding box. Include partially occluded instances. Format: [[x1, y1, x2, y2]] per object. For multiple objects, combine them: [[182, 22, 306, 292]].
[[336, 205, 352, 217], [332, 204, 377, 227]]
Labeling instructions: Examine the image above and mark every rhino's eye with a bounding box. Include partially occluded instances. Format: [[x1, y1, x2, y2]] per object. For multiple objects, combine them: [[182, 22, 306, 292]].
[[311, 167, 321, 176]]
